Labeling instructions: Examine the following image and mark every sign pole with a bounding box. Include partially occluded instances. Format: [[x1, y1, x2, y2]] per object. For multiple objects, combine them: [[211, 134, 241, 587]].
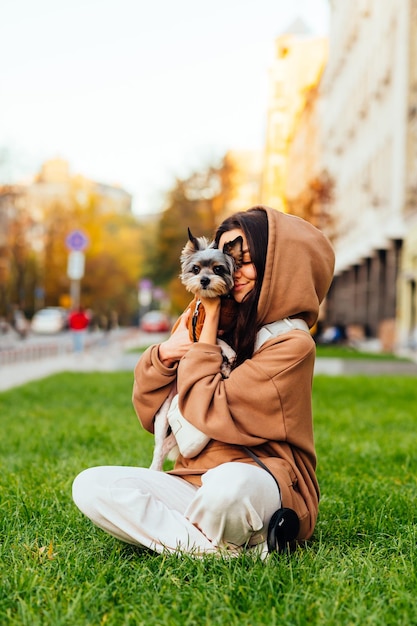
[[70, 279, 81, 310], [66, 230, 89, 309]]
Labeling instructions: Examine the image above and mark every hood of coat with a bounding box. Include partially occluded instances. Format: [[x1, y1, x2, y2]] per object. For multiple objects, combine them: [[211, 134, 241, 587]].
[[256, 206, 335, 328]]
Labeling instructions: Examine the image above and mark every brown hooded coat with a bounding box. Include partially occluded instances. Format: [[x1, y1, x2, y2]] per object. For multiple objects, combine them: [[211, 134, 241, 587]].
[[132, 206, 335, 541]]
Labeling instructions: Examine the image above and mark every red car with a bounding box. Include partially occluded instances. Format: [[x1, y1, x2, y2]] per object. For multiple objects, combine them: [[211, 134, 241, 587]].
[[140, 311, 171, 333]]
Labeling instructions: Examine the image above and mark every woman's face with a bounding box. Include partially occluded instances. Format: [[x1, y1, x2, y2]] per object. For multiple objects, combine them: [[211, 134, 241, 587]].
[[219, 228, 256, 303]]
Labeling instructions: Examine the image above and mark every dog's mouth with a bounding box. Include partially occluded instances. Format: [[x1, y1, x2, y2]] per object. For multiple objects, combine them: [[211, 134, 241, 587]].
[[195, 284, 229, 298]]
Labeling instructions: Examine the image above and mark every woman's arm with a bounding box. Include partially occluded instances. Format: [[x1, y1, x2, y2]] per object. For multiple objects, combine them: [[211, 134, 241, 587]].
[[133, 310, 193, 431], [176, 331, 316, 446], [198, 296, 221, 345], [158, 309, 192, 366]]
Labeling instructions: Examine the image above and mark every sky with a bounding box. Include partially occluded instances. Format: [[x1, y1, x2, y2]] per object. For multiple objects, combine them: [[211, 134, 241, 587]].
[[1, 0, 329, 215]]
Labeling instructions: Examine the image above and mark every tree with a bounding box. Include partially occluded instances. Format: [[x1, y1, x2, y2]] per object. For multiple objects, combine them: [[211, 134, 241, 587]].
[[27, 184, 144, 323], [0, 185, 41, 317], [1, 164, 147, 322], [285, 169, 336, 239], [81, 210, 145, 324], [147, 157, 234, 313]]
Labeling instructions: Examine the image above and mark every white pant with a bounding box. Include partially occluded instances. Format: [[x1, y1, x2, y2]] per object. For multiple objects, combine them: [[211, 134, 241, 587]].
[[72, 462, 281, 555]]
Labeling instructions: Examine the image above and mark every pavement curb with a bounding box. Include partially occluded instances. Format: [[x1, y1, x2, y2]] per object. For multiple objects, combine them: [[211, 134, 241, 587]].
[[2, 339, 417, 392]]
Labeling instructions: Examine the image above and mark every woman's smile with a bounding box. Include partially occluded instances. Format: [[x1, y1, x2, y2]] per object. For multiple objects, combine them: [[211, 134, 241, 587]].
[[219, 228, 257, 303]]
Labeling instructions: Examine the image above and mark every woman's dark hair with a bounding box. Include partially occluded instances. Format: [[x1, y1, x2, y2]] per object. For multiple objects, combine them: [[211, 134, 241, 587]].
[[214, 207, 268, 365]]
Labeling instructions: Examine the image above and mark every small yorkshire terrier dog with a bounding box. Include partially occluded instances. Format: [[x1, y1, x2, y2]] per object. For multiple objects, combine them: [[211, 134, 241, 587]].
[[180, 228, 243, 299], [149, 228, 242, 471], [179, 228, 243, 342]]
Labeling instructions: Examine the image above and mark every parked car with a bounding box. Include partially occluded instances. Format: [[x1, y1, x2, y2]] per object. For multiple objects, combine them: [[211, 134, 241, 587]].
[[140, 310, 171, 333], [31, 307, 68, 334]]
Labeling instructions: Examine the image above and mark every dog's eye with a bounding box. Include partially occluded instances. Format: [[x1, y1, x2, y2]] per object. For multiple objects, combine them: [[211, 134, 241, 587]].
[[192, 265, 200, 275], [213, 266, 225, 276]]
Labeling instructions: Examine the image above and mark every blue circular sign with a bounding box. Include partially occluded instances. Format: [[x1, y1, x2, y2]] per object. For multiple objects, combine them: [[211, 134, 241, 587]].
[[66, 230, 89, 251]]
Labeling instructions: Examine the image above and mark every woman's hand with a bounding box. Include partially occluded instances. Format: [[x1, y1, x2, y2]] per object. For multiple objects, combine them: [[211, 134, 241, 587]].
[[199, 296, 221, 345], [158, 309, 192, 367]]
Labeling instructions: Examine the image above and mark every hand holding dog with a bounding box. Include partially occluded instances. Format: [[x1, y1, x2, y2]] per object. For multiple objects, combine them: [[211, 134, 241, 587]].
[[158, 309, 192, 367], [198, 295, 221, 345]]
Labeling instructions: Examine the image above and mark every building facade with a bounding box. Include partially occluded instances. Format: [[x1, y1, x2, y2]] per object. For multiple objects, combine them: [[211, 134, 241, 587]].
[[261, 19, 327, 211], [224, 149, 262, 215], [397, 0, 417, 348], [285, 83, 334, 233], [32, 158, 132, 216], [319, 0, 417, 350]]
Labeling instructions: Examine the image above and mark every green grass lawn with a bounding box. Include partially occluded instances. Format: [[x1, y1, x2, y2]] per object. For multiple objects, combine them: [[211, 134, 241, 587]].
[[131, 342, 410, 361], [315, 344, 411, 360], [1, 372, 417, 625]]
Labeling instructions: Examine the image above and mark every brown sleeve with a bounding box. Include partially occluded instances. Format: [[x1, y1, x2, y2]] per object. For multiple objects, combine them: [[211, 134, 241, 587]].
[[132, 345, 178, 433]]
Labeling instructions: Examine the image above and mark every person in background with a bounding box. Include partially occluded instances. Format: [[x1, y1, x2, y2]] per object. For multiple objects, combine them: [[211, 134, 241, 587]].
[[11, 306, 29, 339], [68, 306, 89, 352]]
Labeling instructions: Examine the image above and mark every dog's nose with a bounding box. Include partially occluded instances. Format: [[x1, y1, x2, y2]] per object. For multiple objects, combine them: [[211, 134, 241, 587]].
[[200, 276, 210, 288]]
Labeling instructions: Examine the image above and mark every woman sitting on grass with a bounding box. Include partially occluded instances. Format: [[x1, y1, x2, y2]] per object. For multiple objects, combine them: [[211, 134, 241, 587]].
[[72, 206, 335, 557]]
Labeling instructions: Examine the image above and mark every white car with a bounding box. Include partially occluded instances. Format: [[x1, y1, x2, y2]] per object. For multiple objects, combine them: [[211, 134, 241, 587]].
[[31, 307, 68, 334]]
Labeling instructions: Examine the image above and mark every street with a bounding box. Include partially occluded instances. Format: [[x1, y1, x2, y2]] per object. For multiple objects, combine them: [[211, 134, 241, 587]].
[[0, 326, 171, 391]]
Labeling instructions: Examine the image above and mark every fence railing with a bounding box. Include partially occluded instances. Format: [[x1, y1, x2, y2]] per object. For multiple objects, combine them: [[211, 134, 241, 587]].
[[0, 328, 143, 368]]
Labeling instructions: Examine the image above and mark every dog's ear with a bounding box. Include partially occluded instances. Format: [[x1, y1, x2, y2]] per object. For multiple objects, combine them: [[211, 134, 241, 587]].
[[223, 236, 243, 268], [187, 227, 211, 252], [187, 227, 200, 251]]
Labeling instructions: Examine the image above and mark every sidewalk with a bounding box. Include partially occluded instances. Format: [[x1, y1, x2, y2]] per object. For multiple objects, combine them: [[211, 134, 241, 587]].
[[2, 337, 417, 392], [314, 356, 417, 376], [0, 329, 144, 392]]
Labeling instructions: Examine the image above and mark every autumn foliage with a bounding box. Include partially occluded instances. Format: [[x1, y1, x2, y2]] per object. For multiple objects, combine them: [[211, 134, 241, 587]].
[[0, 184, 145, 324], [147, 157, 235, 314], [0, 157, 235, 322]]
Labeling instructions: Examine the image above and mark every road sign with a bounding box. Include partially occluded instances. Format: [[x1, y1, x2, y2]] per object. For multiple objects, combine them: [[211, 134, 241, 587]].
[[66, 229, 89, 252], [138, 278, 153, 307], [67, 251, 85, 280]]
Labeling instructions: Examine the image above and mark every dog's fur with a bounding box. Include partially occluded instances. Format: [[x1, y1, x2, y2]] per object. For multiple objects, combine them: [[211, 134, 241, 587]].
[[179, 228, 243, 341], [180, 228, 243, 300], [149, 229, 242, 471]]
